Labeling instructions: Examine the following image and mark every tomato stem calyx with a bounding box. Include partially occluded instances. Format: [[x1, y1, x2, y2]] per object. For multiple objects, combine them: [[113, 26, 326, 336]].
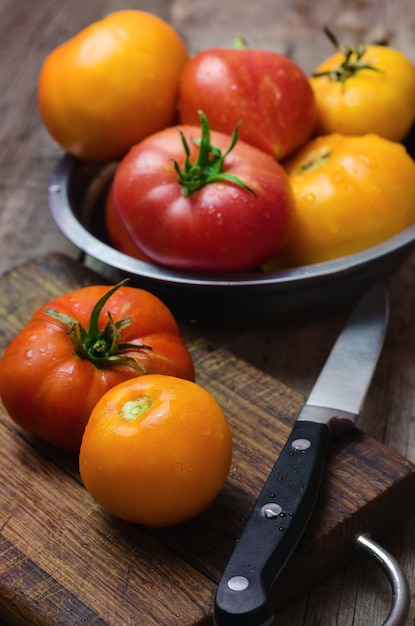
[[173, 110, 255, 196], [44, 280, 151, 371], [120, 395, 153, 421], [234, 36, 248, 50], [312, 27, 382, 83], [298, 151, 333, 174]]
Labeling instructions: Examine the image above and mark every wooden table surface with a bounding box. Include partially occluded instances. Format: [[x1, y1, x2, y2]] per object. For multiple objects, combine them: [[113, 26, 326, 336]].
[[1, 1, 415, 624]]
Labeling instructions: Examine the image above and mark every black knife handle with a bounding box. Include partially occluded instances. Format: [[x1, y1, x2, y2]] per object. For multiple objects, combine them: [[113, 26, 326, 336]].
[[214, 420, 331, 626]]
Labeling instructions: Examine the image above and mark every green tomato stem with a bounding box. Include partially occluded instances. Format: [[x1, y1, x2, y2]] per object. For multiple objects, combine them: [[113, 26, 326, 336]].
[[298, 151, 333, 174], [312, 27, 382, 83], [173, 110, 256, 196], [233, 36, 248, 50], [120, 395, 153, 421], [44, 280, 151, 370]]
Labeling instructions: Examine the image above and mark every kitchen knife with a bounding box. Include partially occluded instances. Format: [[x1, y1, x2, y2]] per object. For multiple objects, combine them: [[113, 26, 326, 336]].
[[214, 282, 389, 626]]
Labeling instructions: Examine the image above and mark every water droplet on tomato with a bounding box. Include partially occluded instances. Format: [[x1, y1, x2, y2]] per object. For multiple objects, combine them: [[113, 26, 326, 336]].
[[304, 193, 316, 205]]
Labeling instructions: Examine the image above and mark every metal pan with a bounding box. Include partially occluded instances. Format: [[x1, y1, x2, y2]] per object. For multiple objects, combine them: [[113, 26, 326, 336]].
[[48, 154, 415, 326]]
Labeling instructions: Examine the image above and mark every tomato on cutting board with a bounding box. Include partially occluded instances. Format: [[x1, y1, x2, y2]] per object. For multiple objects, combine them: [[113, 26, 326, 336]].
[[0, 282, 194, 452], [79, 374, 233, 527]]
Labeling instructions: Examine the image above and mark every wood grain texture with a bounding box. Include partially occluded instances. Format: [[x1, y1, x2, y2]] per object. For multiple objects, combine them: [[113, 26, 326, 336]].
[[0, 254, 414, 625], [1, 1, 415, 623]]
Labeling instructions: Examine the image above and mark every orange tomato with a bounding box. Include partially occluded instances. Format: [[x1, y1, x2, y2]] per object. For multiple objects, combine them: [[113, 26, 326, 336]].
[[276, 133, 415, 267], [310, 44, 415, 141], [38, 11, 189, 161], [79, 375, 233, 527]]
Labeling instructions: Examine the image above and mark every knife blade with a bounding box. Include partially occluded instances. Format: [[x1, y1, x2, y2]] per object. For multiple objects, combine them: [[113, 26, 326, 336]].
[[214, 282, 389, 626]]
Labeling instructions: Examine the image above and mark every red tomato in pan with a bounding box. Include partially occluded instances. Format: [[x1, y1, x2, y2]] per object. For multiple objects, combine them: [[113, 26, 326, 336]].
[[178, 46, 317, 160], [112, 113, 294, 272], [105, 182, 152, 262]]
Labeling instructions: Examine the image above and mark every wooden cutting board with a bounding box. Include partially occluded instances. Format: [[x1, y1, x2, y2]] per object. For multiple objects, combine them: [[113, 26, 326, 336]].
[[1, 253, 415, 626]]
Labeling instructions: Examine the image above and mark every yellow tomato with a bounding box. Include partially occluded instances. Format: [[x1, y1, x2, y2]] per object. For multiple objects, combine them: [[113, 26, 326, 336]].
[[38, 11, 189, 161], [310, 44, 415, 141], [79, 375, 233, 527], [275, 133, 415, 267]]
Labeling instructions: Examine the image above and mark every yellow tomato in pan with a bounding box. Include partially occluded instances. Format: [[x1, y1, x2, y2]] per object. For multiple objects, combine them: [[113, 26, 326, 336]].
[[310, 43, 415, 141], [275, 133, 415, 267]]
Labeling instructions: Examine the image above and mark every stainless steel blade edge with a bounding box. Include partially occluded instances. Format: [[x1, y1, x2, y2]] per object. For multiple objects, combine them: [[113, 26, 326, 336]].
[[300, 282, 389, 423]]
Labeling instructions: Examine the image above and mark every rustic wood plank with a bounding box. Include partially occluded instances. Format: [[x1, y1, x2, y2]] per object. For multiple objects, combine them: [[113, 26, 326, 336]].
[[0, 253, 414, 625]]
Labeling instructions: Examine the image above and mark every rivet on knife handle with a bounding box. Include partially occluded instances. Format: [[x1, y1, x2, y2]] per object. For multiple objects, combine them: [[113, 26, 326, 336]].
[[214, 419, 331, 626]]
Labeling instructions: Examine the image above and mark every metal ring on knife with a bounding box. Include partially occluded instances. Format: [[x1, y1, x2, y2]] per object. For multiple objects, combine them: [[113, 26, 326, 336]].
[[355, 533, 410, 626]]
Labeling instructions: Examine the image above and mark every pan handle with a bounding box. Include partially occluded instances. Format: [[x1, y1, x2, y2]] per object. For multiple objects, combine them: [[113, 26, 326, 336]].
[[355, 533, 410, 626]]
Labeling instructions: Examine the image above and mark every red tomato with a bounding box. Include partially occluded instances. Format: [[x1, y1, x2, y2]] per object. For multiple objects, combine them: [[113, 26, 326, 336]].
[[113, 114, 294, 272], [178, 46, 317, 160], [105, 182, 153, 262], [0, 283, 195, 452]]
